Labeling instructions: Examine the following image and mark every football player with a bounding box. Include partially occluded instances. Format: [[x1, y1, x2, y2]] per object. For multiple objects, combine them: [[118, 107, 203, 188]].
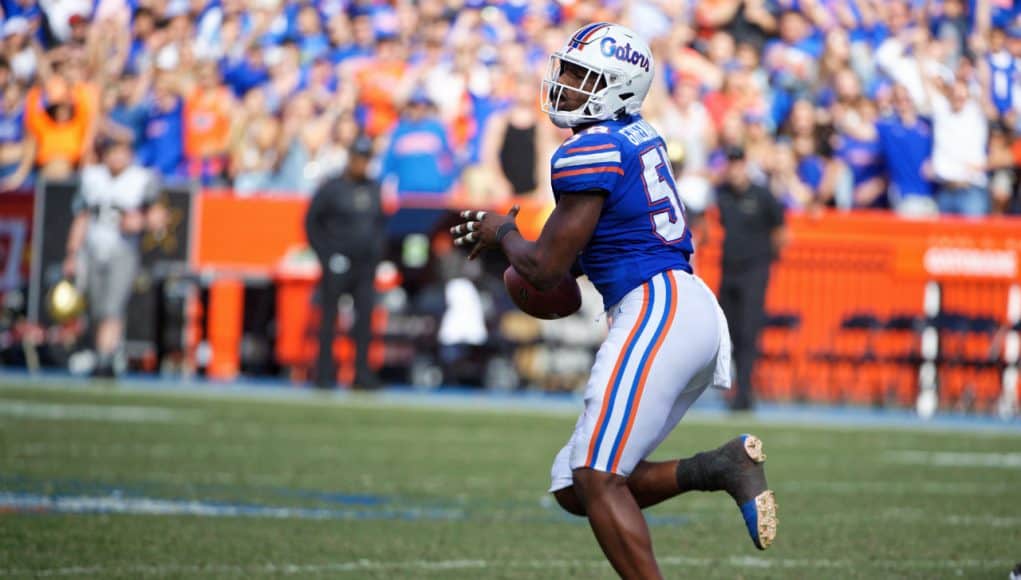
[[452, 23, 777, 578]]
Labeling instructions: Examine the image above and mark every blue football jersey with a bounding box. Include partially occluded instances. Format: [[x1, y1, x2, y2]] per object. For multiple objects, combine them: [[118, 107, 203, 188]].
[[551, 114, 694, 309]]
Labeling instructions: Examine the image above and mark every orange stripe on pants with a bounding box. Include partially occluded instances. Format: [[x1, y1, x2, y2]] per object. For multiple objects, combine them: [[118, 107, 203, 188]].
[[610, 274, 678, 473], [585, 284, 650, 467]]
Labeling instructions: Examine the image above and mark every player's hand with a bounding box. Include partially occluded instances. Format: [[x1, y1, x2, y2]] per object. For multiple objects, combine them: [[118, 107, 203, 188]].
[[62, 255, 77, 279], [450, 205, 519, 260]]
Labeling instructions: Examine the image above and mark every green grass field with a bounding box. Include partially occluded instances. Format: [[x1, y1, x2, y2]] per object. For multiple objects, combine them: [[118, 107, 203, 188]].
[[0, 382, 1019, 579]]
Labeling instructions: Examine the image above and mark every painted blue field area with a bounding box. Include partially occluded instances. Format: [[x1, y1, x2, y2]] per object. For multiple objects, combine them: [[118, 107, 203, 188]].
[[1, 369, 1018, 435]]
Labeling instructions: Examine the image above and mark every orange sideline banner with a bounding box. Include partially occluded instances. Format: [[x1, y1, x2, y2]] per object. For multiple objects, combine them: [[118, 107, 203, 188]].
[[192, 190, 554, 275]]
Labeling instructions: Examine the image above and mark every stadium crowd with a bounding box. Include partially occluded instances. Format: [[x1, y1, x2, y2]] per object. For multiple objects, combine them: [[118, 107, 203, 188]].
[[2, 0, 1021, 217]]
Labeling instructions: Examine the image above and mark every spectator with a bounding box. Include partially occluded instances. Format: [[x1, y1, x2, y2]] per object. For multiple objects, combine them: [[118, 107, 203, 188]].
[[24, 74, 97, 179], [40, 1, 92, 46], [875, 3, 937, 109], [829, 68, 886, 208], [704, 68, 761, 132], [877, 84, 937, 217], [183, 59, 234, 185], [275, 92, 341, 194], [222, 44, 270, 99], [987, 122, 1017, 214], [765, 10, 822, 98], [66, 11, 90, 46], [304, 113, 361, 185], [293, 3, 328, 64], [4, 0, 43, 23], [816, 27, 853, 97], [324, 12, 365, 65], [653, 74, 717, 219], [258, 41, 302, 116], [354, 33, 410, 138], [477, 75, 549, 200], [3, 0, 1017, 214], [123, 7, 156, 74], [299, 55, 339, 112], [96, 74, 146, 147], [979, 27, 1019, 123], [379, 90, 456, 197], [769, 139, 816, 209], [63, 139, 161, 377], [136, 72, 185, 180], [3, 16, 39, 82], [231, 112, 284, 195], [923, 75, 991, 216], [743, 110, 775, 179], [779, 98, 844, 207], [931, 0, 968, 67], [0, 80, 34, 192]]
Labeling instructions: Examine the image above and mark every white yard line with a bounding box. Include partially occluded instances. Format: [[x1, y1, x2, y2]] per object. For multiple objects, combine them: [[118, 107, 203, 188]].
[[883, 450, 1021, 468], [879, 507, 1021, 528], [1, 556, 1014, 578], [6, 489, 1018, 526], [0, 493, 462, 521], [778, 480, 1015, 496], [0, 401, 199, 423]]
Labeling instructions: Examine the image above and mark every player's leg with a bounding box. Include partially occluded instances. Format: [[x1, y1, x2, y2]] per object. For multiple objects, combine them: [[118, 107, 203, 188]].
[[717, 275, 746, 407], [94, 245, 139, 376], [553, 378, 711, 515], [572, 467, 663, 580], [724, 274, 755, 410], [734, 264, 770, 410], [553, 459, 681, 515], [553, 380, 711, 515], [552, 272, 776, 549], [350, 256, 379, 389], [560, 271, 720, 575], [555, 440, 777, 551], [314, 269, 342, 388]]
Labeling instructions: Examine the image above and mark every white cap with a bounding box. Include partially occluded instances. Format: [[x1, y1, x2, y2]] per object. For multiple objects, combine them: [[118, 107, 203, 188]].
[[3, 17, 30, 38], [164, 0, 190, 18]]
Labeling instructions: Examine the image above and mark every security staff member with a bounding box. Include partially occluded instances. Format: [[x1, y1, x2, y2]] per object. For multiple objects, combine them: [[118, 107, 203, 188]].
[[716, 147, 788, 411], [305, 135, 384, 389]]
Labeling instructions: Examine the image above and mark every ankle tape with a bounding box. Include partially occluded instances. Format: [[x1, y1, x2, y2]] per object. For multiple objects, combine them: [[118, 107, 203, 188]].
[[675, 451, 719, 492]]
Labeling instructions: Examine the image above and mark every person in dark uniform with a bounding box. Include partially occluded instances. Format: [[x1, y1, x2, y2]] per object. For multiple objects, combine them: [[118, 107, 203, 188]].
[[305, 135, 384, 389], [716, 146, 788, 411]]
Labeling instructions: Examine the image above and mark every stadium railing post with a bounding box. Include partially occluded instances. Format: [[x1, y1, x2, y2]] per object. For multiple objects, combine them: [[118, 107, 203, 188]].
[[996, 284, 1020, 420], [916, 281, 941, 419]]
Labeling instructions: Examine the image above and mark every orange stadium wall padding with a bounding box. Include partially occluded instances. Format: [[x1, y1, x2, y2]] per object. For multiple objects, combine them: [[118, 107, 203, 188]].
[[699, 209, 1021, 410], [207, 277, 244, 381], [191, 191, 554, 380], [190, 193, 1021, 407]]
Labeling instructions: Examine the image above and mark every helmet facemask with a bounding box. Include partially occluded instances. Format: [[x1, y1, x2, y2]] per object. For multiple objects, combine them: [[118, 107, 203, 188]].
[[541, 53, 626, 128]]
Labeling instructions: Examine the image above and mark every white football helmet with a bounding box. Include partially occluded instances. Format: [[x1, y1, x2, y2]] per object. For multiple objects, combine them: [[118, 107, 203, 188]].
[[541, 23, 655, 128]]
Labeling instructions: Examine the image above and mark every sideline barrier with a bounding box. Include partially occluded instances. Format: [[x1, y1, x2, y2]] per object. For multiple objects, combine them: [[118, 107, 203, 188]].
[[189, 193, 1020, 411], [192, 191, 554, 382], [699, 209, 1021, 412]]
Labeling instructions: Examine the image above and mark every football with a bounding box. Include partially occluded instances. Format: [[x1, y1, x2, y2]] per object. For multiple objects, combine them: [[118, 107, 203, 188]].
[[503, 266, 582, 320]]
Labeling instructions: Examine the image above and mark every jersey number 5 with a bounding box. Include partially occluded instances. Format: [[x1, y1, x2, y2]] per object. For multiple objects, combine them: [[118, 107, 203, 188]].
[[640, 145, 686, 243]]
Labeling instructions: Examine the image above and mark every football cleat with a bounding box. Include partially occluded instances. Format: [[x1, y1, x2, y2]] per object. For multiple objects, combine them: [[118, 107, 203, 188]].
[[717, 434, 778, 550]]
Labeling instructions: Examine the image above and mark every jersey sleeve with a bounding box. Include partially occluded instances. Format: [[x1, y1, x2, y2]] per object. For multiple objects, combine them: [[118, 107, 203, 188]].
[[550, 132, 623, 195]]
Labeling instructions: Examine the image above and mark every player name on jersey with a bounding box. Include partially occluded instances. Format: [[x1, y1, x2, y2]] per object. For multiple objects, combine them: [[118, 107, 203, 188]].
[[619, 119, 658, 146]]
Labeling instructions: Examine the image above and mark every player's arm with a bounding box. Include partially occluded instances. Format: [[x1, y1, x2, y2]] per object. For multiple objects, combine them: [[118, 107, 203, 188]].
[[500, 193, 602, 290], [452, 192, 603, 290]]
